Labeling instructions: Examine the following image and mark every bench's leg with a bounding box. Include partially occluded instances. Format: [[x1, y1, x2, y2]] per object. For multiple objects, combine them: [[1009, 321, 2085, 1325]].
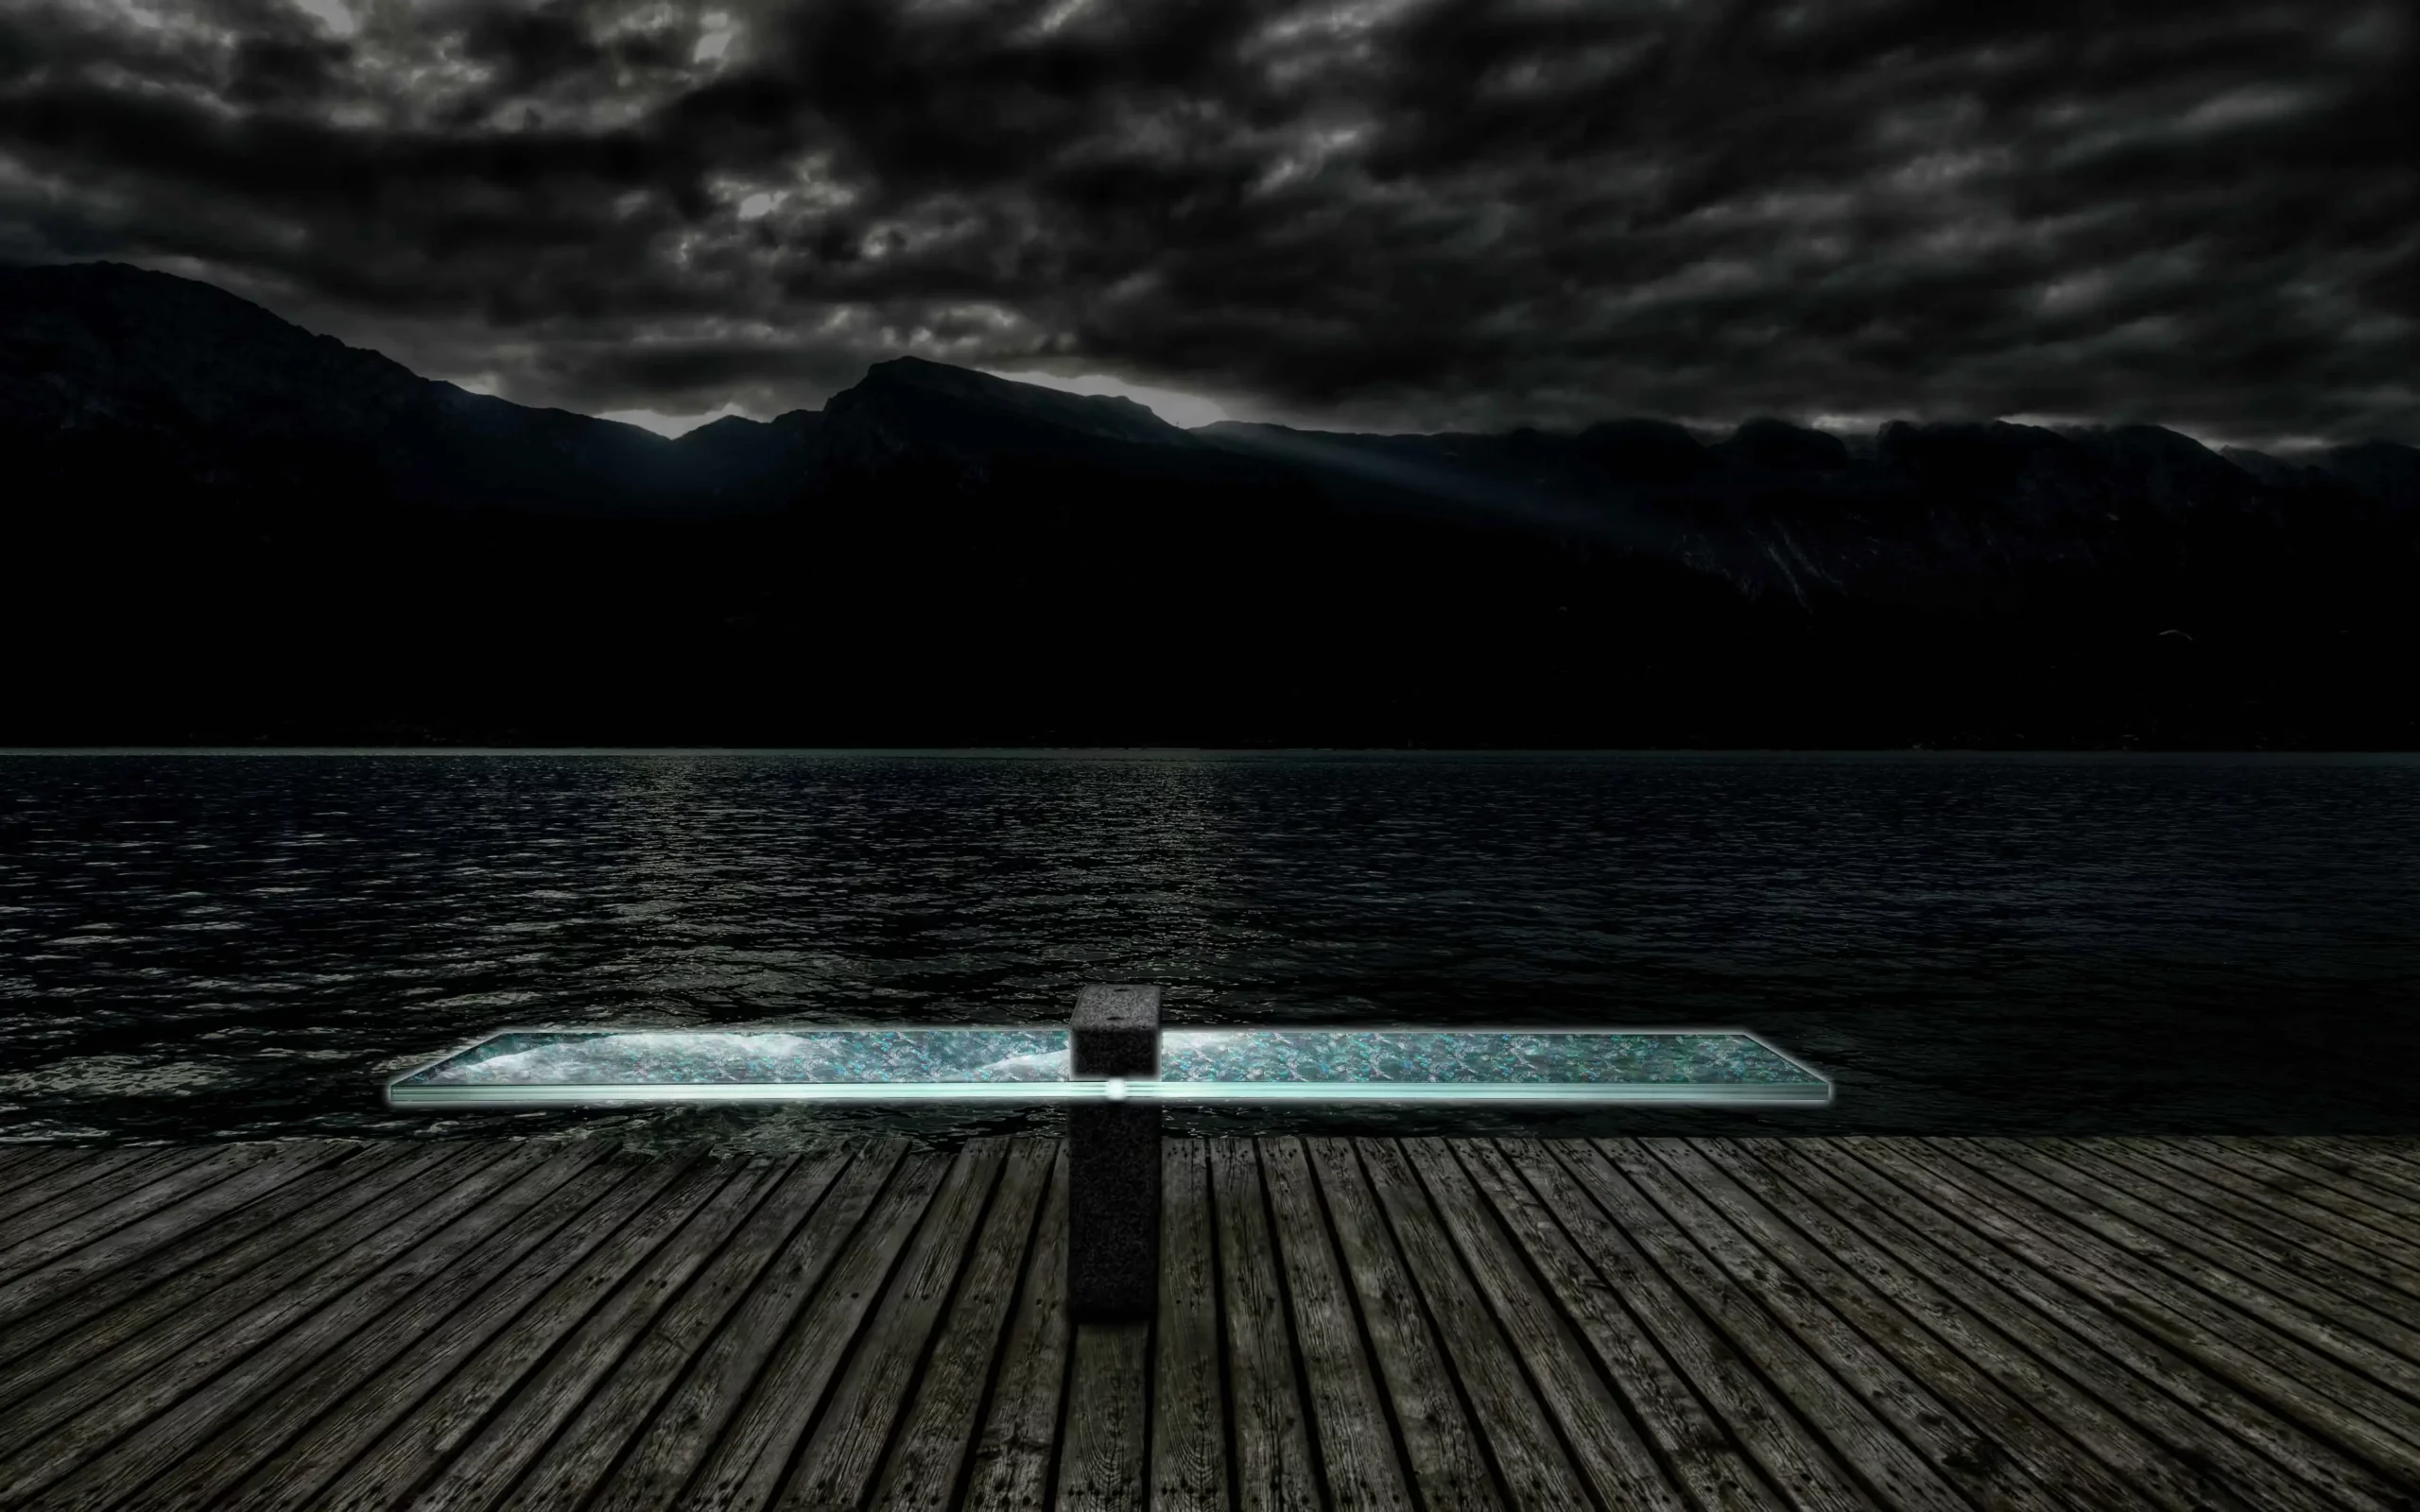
[[1069, 983, 1162, 1324], [1069, 1101, 1161, 1322], [1074, 1098, 1156, 1315]]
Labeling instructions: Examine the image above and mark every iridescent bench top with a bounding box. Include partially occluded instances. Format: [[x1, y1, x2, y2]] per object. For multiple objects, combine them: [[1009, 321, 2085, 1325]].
[[386, 1027, 1830, 1105]]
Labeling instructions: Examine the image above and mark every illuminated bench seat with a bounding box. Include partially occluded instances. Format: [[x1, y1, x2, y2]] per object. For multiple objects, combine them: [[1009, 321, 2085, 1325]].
[[383, 1026, 1830, 1105], [388, 988, 1828, 1320]]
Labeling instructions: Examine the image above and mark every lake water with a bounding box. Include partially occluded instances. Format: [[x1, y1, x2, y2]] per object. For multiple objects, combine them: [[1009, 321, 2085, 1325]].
[[3, 750, 2416, 1151]]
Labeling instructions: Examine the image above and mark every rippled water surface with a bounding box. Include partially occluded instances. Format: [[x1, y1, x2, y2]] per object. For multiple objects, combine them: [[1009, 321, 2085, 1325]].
[[3, 750, 2416, 1149]]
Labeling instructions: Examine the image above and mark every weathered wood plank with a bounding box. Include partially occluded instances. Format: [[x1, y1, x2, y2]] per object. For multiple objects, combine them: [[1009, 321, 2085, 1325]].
[[1149, 1138, 1224, 1512], [871, 1139, 1057, 1512], [2075, 1139, 2420, 1314], [0, 1146, 156, 1227], [1684, 1137, 2226, 1509], [128, 1146, 656, 1512], [11, 1134, 2418, 1512], [1055, 1321, 1149, 1511], [0, 1141, 522, 1469], [304, 1154, 735, 1512], [1461, 1140, 1803, 1512], [2263, 1137, 2420, 1220], [391, 1155, 790, 1512], [0, 1141, 207, 1213], [2216, 1137, 2420, 1209], [1602, 1137, 2075, 1512], [2298, 1143, 2420, 1235], [0, 1147, 44, 1194], [1950, 1139, 2420, 1420], [678, 1151, 951, 1512], [1552, 1140, 1968, 1512], [963, 1143, 1072, 1512], [0, 1145, 220, 1252], [0, 1141, 359, 1332], [0, 1143, 426, 1380], [2323, 1135, 2420, 1172], [1404, 1138, 1688, 1512], [2160, 1138, 2420, 1259], [772, 1140, 1014, 1512], [2288, 1138, 2420, 1203], [1305, 1137, 1501, 1512], [592, 1141, 910, 1512], [1733, 1137, 2361, 1512], [1654, 1139, 2196, 1512], [221, 1154, 695, 1512], [0, 1146, 78, 1202], [1876, 1138, 2420, 1486], [1357, 1136, 1591, 1512], [1260, 1136, 1412, 1512], [0, 1143, 258, 1286], [2301, 1136, 2420, 1175], [505, 1144, 853, 1512], [12, 1141, 611, 1512], [1835, 1138, 2419, 1512], [1487, 1140, 1860, 1512], [1210, 1138, 1322, 1512]]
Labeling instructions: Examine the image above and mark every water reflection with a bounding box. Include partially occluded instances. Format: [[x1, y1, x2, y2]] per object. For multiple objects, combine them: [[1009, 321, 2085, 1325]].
[[1, 750, 2416, 1148]]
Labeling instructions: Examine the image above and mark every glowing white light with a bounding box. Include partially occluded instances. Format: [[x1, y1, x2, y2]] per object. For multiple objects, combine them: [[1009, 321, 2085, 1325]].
[[291, 0, 357, 36], [1888, 148, 2003, 192], [597, 403, 751, 438], [2175, 85, 2315, 134], [1998, 412, 2100, 431], [2034, 268, 2114, 316], [1024, 0, 1098, 35], [386, 1026, 1834, 1106], [693, 13, 737, 62], [1809, 413, 1904, 435], [736, 192, 779, 221], [979, 369, 1232, 429]]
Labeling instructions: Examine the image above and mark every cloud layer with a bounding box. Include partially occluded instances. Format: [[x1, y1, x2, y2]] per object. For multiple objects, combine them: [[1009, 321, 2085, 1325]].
[[1, 0, 2411, 444]]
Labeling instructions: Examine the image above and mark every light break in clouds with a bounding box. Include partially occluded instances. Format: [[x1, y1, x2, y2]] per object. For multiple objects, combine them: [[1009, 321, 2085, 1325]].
[[0, 0, 2411, 447]]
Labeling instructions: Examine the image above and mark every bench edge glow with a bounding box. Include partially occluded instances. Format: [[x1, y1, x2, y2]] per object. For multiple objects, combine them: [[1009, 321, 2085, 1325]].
[[384, 1025, 1834, 1108]]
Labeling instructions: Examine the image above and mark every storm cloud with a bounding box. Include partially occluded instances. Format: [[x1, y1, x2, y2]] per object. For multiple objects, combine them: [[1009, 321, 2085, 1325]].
[[0, 0, 2411, 445]]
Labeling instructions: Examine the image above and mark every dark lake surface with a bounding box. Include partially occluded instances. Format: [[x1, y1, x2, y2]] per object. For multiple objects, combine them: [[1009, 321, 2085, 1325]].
[[3, 750, 2416, 1151]]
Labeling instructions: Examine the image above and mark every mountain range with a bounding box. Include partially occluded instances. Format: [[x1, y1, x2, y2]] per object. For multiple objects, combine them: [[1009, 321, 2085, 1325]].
[[5, 260, 2415, 746]]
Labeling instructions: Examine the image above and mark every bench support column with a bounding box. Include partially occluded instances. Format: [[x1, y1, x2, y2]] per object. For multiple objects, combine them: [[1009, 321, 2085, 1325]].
[[1068, 983, 1160, 1324]]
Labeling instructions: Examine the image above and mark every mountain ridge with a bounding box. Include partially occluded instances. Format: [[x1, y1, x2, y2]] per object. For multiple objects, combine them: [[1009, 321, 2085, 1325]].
[[5, 260, 2415, 747]]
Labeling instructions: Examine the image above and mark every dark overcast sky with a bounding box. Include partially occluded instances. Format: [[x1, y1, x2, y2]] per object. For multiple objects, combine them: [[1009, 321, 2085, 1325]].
[[1, 0, 2411, 445]]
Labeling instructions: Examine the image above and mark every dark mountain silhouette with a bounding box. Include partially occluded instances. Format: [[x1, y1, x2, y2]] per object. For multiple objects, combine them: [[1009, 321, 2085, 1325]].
[[4, 260, 821, 517], [4, 259, 2414, 747]]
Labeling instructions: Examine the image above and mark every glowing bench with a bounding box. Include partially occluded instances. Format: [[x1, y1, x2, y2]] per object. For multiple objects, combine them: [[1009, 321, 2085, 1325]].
[[387, 987, 1829, 1319], [381, 1025, 1831, 1106]]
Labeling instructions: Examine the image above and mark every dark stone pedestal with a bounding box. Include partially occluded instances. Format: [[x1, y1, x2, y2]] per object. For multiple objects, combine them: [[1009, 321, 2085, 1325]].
[[1069, 983, 1160, 1323], [1071, 983, 1159, 1078], [1068, 1101, 1162, 1322]]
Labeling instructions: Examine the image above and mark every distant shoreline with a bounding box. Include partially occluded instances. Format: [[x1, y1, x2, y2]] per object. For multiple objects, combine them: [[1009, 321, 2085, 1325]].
[[6, 746, 2417, 761]]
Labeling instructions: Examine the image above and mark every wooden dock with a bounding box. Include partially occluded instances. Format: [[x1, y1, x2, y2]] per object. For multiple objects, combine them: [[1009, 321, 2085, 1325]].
[[1, 1135, 2417, 1511]]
